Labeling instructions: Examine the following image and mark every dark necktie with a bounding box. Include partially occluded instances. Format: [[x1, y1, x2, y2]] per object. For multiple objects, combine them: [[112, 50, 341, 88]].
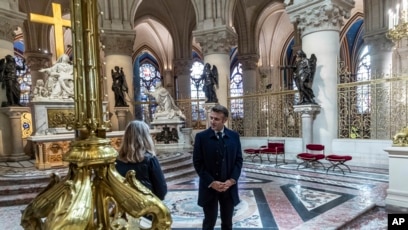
[[217, 132, 225, 155], [217, 131, 227, 180], [217, 132, 223, 142]]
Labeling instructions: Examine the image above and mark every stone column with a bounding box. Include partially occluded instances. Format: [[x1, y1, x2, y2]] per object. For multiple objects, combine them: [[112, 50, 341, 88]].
[[101, 31, 135, 131], [0, 107, 31, 161], [294, 104, 321, 151], [0, 6, 26, 161], [114, 107, 129, 131], [238, 54, 259, 136], [287, 0, 355, 152], [162, 69, 175, 98], [364, 35, 394, 139], [173, 58, 192, 99], [181, 127, 193, 148], [193, 27, 237, 108]]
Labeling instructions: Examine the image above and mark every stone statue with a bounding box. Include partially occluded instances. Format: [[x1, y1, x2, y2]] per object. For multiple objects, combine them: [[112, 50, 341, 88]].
[[0, 55, 25, 106], [293, 50, 317, 104], [201, 63, 218, 103], [144, 81, 186, 120], [39, 54, 74, 99], [111, 66, 128, 107], [32, 79, 49, 98]]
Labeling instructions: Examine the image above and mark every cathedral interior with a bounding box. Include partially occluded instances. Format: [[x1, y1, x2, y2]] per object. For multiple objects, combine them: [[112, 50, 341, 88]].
[[0, 0, 407, 229]]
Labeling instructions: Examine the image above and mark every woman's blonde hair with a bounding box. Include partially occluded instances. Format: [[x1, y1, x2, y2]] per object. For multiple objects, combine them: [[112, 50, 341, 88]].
[[118, 120, 156, 163]]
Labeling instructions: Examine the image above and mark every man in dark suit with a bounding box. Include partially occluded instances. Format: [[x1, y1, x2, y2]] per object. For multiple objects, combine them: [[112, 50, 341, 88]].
[[193, 104, 243, 230]]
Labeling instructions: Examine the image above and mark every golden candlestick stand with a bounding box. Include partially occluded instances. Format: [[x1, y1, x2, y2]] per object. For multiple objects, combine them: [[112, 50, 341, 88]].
[[21, 0, 172, 229]]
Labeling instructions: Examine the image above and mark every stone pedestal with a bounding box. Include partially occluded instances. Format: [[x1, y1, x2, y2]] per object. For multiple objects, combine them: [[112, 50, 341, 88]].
[[0, 106, 31, 161], [181, 127, 193, 148], [114, 107, 129, 131], [204, 102, 218, 128], [293, 104, 321, 151], [150, 118, 186, 150], [31, 100, 75, 135], [384, 147, 408, 209]]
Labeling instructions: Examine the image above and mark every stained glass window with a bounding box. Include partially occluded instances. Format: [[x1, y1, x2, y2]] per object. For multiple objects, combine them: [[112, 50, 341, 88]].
[[190, 61, 205, 121], [356, 46, 371, 114], [139, 62, 161, 121], [230, 63, 243, 118]]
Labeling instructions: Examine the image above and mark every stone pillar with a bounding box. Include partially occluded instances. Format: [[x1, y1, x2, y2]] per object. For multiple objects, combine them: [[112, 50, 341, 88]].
[[181, 127, 193, 148], [193, 27, 237, 108], [101, 31, 135, 131], [0, 7, 26, 161], [0, 107, 31, 161], [365, 35, 393, 76], [173, 59, 192, 99], [294, 104, 321, 151], [383, 147, 408, 209], [238, 54, 259, 92], [287, 0, 355, 152], [364, 35, 394, 139], [114, 107, 129, 131], [238, 54, 259, 136], [162, 69, 175, 98]]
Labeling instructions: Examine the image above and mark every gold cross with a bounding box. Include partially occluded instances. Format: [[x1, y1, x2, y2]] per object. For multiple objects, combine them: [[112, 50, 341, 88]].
[[30, 3, 71, 59]]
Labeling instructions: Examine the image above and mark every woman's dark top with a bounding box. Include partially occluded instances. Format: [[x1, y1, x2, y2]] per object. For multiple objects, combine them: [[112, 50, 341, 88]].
[[115, 152, 167, 200]]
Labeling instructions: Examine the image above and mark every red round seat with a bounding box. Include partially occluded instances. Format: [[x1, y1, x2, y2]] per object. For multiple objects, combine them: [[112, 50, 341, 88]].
[[326, 155, 352, 162], [325, 154, 352, 174], [297, 153, 325, 160], [244, 148, 263, 162]]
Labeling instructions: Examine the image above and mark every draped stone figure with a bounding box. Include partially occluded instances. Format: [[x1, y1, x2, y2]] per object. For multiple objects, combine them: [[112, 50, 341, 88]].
[[39, 54, 74, 99], [144, 81, 186, 120], [293, 50, 317, 105]]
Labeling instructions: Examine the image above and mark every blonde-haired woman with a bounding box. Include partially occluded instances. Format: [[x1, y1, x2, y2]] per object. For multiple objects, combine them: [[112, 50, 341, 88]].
[[116, 120, 167, 200]]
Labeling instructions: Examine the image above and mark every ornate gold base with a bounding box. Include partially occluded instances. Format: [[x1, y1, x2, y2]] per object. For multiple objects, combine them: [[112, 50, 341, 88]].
[[21, 136, 172, 229]]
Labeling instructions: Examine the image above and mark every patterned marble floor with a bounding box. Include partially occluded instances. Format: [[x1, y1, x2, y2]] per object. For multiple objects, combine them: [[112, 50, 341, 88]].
[[164, 161, 389, 230], [0, 154, 390, 230]]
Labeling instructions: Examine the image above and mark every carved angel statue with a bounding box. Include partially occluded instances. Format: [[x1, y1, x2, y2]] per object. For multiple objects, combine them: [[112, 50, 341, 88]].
[[201, 63, 218, 103], [293, 50, 317, 104]]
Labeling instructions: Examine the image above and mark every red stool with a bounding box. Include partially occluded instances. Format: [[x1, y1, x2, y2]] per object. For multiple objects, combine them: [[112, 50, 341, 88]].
[[325, 154, 352, 175], [244, 148, 263, 163], [296, 144, 325, 170]]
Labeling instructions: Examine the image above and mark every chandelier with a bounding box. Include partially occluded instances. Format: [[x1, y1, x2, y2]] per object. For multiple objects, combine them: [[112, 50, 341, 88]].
[[387, 0, 408, 41]]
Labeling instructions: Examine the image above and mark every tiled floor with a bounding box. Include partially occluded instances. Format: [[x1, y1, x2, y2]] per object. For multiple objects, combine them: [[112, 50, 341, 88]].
[[0, 152, 392, 229]]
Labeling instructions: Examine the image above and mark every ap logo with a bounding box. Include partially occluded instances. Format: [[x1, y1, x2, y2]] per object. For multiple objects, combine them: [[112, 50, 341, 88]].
[[388, 214, 408, 229]]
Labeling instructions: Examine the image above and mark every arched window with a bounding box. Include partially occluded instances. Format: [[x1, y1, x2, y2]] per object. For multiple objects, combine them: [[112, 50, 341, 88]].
[[139, 62, 161, 121], [15, 56, 30, 106], [190, 61, 205, 122], [356, 46, 371, 114], [230, 62, 243, 118]]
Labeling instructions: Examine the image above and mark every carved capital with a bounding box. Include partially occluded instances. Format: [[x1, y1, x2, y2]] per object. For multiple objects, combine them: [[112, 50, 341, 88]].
[[193, 26, 237, 54], [237, 54, 259, 70], [287, 0, 354, 37], [101, 30, 135, 56], [0, 9, 25, 42], [173, 59, 193, 76]]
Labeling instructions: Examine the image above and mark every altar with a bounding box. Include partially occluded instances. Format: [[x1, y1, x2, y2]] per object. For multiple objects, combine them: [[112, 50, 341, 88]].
[[28, 131, 124, 170]]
